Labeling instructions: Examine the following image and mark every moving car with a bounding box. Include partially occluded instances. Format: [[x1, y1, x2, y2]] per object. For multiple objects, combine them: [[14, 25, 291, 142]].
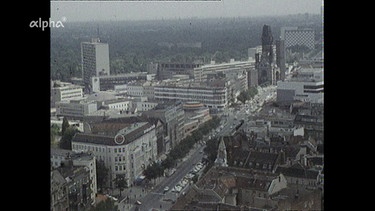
[[135, 200, 142, 205]]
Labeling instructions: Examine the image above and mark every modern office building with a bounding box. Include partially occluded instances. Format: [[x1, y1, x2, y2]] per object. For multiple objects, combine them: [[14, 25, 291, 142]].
[[72, 121, 158, 188], [51, 80, 84, 107], [157, 62, 202, 80], [277, 68, 324, 104], [276, 39, 286, 81], [126, 80, 157, 100], [281, 27, 315, 50], [56, 99, 98, 120], [81, 38, 110, 93], [154, 80, 228, 112], [91, 72, 149, 92], [193, 59, 252, 83]]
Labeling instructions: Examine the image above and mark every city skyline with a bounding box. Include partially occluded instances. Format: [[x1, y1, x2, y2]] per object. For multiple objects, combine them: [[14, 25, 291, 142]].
[[51, 0, 323, 22]]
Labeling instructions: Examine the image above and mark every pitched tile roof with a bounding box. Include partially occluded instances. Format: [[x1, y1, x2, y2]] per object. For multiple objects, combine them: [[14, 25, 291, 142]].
[[275, 164, 319, 179]]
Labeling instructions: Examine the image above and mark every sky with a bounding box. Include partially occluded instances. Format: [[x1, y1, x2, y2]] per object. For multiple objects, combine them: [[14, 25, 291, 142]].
[[51, 0, 323, 22]]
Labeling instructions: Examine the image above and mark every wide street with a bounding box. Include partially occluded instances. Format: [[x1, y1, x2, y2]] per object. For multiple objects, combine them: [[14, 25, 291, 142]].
[[117, 141, 206, 211], [117, 85, 277, 211]]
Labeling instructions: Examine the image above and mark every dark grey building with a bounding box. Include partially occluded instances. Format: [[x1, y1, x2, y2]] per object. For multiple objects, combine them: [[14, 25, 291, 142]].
[[156, 62, 202, 80], [142, 101, 185, 151], [276, 39, 286, 81], [257, 25, 274, 85]]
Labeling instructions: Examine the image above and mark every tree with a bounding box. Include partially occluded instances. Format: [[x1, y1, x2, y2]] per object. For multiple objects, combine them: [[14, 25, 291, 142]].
[[96, 160, 109, 193], [59, 126, 78, 150], [114, 174, 127, 198], [61, 116, 70, 136], [237, 91, 249, 104], [89, 198, 118, 211], [161, 156, 176, 170], [204, 137, 219, 163], [51, 124, 60, 146]]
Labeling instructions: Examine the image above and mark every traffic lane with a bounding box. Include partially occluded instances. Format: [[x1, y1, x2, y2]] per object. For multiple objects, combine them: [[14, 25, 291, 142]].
[[135, 145, 205, 210]]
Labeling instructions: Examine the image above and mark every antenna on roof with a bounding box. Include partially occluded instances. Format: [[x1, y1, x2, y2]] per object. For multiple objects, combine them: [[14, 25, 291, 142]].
[[97, 24, 100, 42]]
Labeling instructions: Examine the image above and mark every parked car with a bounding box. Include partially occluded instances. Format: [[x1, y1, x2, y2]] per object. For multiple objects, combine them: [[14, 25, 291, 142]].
[[163, 186, 169, 193]]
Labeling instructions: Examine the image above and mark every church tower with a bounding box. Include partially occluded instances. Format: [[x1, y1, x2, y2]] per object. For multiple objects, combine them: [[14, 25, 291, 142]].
[[215, 137, 228, 167]]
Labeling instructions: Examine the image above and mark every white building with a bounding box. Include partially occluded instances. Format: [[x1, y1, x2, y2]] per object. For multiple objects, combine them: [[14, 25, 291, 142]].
[[103, 98, 132, 111], [91, 72, 149, 92], [56, 99, 98, 120], [193, 59, 253, 82], [154, 82, 228, 111], [51, 81, 84, 107], [135, 101, 159, 112], [126, 80, 156, 100], [71, 122, 158, 187], [81, 38, 110, 93], [277, 68, 323, 104]]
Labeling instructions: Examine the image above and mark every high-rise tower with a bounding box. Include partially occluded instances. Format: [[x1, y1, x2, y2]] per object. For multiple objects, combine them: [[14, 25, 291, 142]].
[[258, 25, 274, 85], [276, 39, 286, 81], [261, 25, 274, 64], [81, 38, 110, 93]]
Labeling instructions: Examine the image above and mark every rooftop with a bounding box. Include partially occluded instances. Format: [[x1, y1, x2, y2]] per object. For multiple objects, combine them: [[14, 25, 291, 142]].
[[72, 122, 154, 146], [275, 163, 319, 179]]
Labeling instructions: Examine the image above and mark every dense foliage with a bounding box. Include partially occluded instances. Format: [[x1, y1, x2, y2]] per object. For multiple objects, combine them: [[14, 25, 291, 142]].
[[51, 14, 322, 81]]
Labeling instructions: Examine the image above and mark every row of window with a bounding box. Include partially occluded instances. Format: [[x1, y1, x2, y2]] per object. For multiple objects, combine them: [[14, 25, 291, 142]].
[[72, 145, 127, 154], [114, 165, 126, 171], [115, 156, 126, 162]]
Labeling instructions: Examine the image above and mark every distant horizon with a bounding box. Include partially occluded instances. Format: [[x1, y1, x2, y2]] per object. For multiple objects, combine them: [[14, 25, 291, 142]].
[[53, 13, 322, 25], [51, 0, 323, 22]]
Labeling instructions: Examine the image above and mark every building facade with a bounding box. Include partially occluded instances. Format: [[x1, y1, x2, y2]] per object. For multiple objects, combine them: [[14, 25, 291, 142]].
[[157, 62, 202, 80], [81, 38, 110, 93], [142, 101, 185, 150], [56, 99, 98, 120], [91, 72, 149, 92], [193, 60, 253, 83], [71, 122, 158, 187], [51, 81, 84, 107], [50, 149, 98, 205], [154, 82, 228, 112], [281, 27, 315, 50], [276, 68, 324, 104]]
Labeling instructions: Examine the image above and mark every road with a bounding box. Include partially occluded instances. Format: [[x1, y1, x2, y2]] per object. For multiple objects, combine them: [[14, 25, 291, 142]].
[[118, 85, 277, 211], [119, 143, 206, 211]]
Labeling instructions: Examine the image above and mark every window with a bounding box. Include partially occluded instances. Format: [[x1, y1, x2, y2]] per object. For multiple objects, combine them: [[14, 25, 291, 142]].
[[119, 166, 122, 171], [115, 166, 118, 171], [114, 148, 117, 153], [119, 148, 121, 153], [115, 157, 118, 162]]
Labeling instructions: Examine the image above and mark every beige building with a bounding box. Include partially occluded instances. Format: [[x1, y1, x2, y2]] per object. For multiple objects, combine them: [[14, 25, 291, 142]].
[[72, 121, 158, 187]]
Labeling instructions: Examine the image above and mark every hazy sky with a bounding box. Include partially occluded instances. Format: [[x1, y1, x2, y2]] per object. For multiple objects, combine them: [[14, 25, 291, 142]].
[[51, 0, 323, 22]]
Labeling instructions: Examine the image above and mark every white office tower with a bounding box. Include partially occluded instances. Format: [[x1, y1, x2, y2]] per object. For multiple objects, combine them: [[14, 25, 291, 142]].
[[81, 38, 110, 93]]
